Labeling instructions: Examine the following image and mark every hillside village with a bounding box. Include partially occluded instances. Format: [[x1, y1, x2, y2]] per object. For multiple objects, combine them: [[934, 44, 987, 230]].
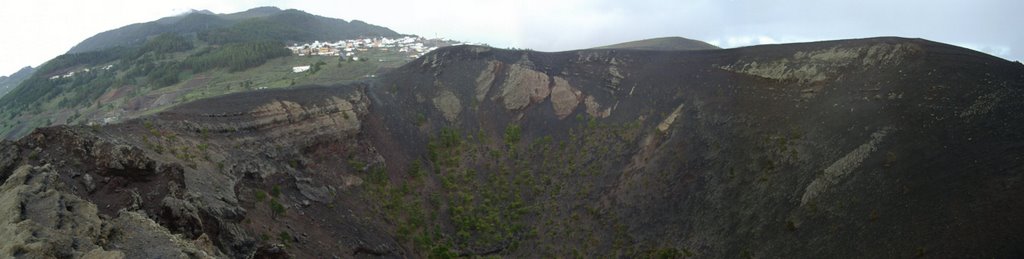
[[30, 36, 468, 128], [3, 7, 475, 140], [47, 36, 464, 81], [48, 64, 114, 80], [286, 36, 463, 74], [286, 36, 460, 60]]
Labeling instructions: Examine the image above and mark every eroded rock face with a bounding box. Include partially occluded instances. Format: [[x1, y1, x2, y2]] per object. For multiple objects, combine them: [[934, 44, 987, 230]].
[[0, 85, 392, 258], [91, 143, 154, 173], [475, 60, 501, 102], [720, 43, 922, 83], [433, 90, 462, 122], [656, 104, 685, 132], [585, 95, 612, 118], [801, 126, 893, 206], [108, 211, 222, 258], [608, 64, 626, 89], [550, 77, 582, 119], [82, 249, 126, 259], [196, 94, 365, 139], [296, 177, 335, 203], [160, 197, 204, 238], [0, 165, 110, 258], [0, 164, 217, 258], [498, 64, 552, 110], [492, 63, 585, 119]]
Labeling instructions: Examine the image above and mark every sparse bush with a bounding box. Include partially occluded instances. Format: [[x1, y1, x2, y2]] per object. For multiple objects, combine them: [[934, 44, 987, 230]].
[[651, 246, 684, 259], [271, 185, 282, 197], [504, 124, 521, 146], [414, 113, 427, 126], [278, 231, 291, 244], [740, 250, 752, 259], [368, 166, 388, 185], [409, 160, 423, 178], [255, 191, 267, 202], [270, 198, 286, 216], [309, 60, 327, 74], [348, 159, 366, 171], [429, 244, 457, 259]]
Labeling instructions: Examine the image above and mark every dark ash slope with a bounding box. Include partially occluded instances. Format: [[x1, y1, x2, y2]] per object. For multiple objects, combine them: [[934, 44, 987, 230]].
[[593, 36, 721, 51], [1, 37, 1022, 258]]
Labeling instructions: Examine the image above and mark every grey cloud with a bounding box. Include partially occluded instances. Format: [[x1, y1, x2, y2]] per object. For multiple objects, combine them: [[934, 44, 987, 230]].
[[512, 0, 1022, 61]]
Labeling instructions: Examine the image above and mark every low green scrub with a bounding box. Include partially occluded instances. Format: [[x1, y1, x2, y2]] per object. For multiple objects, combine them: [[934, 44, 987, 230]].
[[359, 120, 644, 256], [270, 198, 286, 217], [255, 191, 267, 202]]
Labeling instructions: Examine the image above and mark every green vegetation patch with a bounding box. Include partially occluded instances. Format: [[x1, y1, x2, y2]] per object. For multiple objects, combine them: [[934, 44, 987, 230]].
[[363, 117, 645, 257]]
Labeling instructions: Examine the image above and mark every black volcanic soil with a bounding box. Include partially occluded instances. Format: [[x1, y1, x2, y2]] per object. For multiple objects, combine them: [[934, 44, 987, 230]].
[[1, 37, 1023, 258]]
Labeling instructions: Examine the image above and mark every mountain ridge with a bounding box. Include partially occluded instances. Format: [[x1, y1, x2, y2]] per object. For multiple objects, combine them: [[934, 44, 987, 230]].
[[1, 36, 1021, 257], [0, 7, 415, 140], [0, 66, 34, 98], [68, 7, 401, 53], [593, 36, 720, 51]]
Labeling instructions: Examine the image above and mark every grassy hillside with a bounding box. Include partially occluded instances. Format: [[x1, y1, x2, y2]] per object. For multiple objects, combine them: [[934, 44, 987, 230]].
[[199, 9, 401, 44], [69, 7, 400, 53], [0, 34, 415, 139], [0, 66, 34, 98], [1, 7, 412, 140]]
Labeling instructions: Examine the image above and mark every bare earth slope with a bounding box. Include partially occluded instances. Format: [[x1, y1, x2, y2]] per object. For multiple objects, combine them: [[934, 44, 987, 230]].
[[1, 37, 1023, 258]]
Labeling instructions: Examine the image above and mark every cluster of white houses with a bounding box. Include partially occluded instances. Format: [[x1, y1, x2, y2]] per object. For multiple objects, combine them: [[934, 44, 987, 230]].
[[286, 36, 444, 59], [49, 64, 114, 80], [48, 37, 460, 79]]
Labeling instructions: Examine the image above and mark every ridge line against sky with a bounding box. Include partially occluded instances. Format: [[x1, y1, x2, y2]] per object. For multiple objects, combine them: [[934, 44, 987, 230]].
[[1, 0, 1022, 76]]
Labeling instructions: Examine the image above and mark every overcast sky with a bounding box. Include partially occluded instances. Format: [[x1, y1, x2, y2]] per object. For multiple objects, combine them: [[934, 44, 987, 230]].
[[1, 0, 1021, 76]]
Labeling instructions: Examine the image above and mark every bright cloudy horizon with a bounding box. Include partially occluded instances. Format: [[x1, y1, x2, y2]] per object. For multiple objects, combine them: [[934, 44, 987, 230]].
[[1, 0, 1022, 76]]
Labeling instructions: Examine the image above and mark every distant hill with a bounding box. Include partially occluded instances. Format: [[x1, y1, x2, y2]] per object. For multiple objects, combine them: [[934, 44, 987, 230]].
[[68, 7, 401, 53], [198, 9, 402, 45], [0, 7, 413, 139], [0, 66, 34, 98], [69, 13, 229, 53], [219, 6, 283, 21], [594, 36, 720, 51]]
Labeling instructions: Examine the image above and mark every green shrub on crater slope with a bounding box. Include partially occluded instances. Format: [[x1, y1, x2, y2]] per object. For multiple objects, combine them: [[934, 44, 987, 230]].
[[365, 116, 646, 257]]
